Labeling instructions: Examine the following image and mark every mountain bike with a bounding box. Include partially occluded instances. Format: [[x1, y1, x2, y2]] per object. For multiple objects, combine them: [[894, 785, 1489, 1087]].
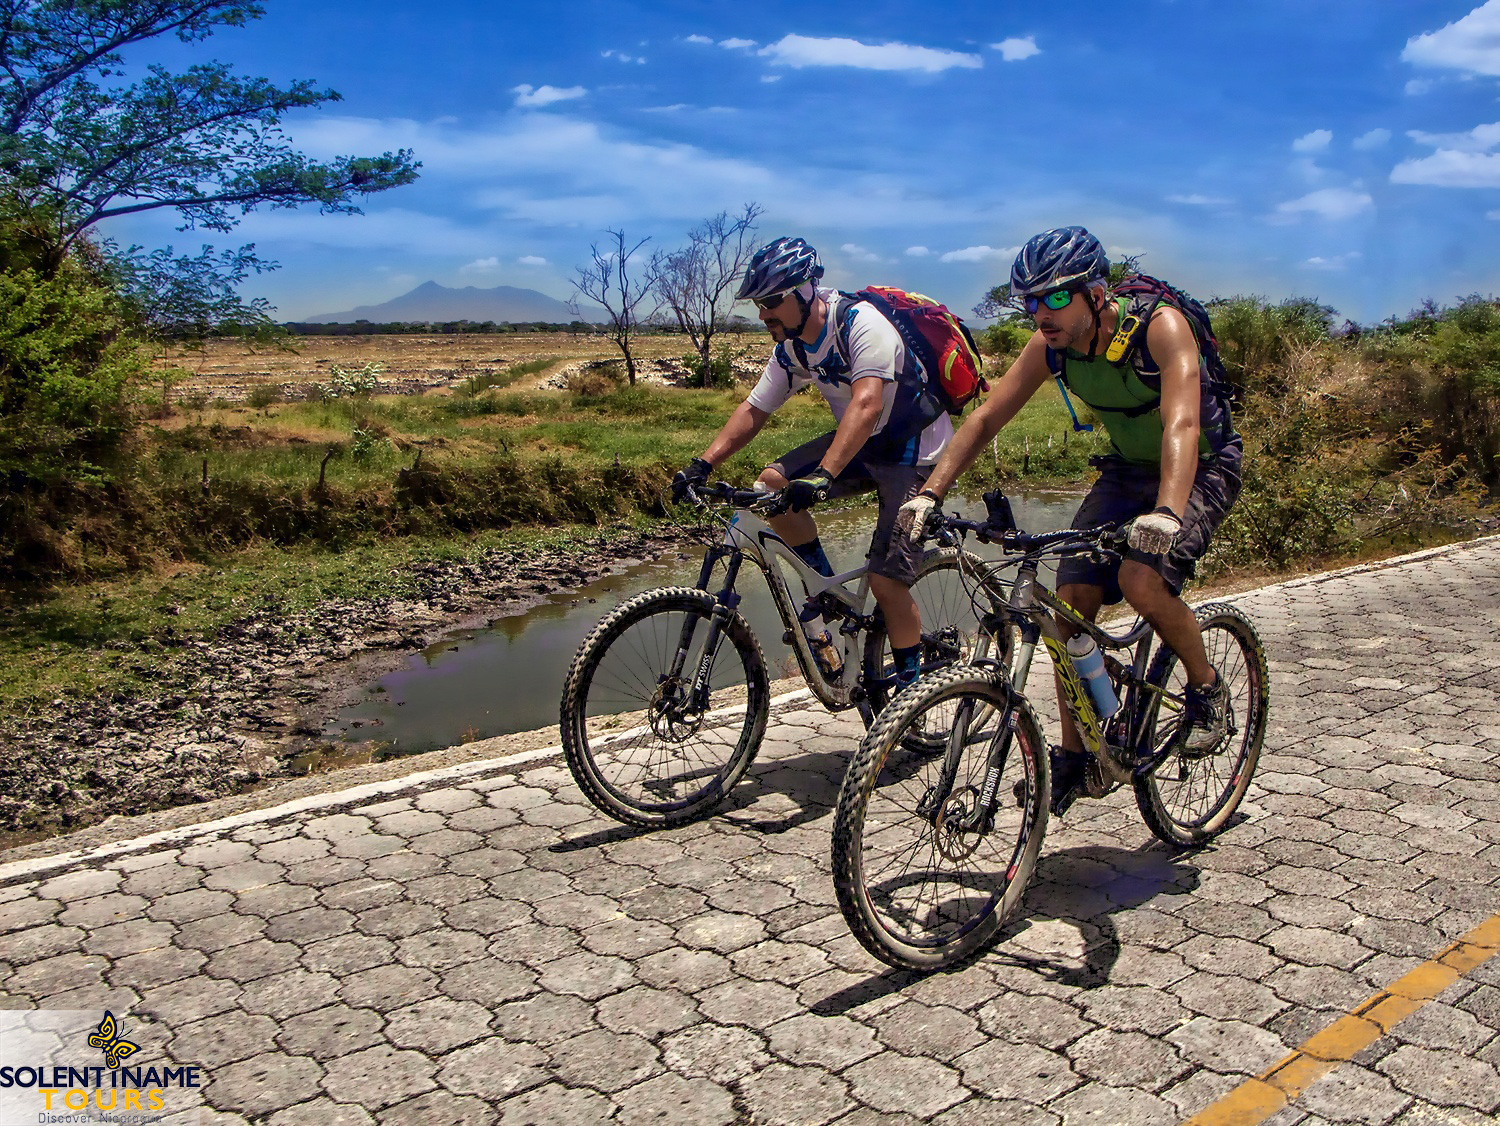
[[560, 481, 999, 828], [831, 491, 1270, 970]]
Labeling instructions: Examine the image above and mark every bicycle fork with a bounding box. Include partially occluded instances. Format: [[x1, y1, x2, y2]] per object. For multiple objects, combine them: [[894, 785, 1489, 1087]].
[[916, 670, 1020, 837], [667, 551, 745, 715]]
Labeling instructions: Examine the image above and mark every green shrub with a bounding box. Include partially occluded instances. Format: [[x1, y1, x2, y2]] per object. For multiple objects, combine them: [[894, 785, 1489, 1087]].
[[683, 343, 748, 389], [245, 383, 284, 409], [976, 319, 1032, 367], [0, 210, 145, 488], [1208, 295, 1334, 399]]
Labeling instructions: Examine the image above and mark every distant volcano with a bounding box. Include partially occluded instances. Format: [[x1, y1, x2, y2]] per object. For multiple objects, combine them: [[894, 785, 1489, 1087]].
[[301, 281, 608, 324]]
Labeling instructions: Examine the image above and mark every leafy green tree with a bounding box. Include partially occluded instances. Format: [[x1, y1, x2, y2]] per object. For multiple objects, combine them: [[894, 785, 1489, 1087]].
[[0, 0, 419, 329], [0, 198, 143, 487]]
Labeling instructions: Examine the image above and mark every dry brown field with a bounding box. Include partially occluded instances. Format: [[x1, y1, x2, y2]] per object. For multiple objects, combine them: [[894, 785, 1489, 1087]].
[[156, 331, 775, 401]]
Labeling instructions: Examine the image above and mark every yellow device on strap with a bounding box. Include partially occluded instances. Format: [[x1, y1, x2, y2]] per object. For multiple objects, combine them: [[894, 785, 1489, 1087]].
[[1104, 312, 1143, 364]]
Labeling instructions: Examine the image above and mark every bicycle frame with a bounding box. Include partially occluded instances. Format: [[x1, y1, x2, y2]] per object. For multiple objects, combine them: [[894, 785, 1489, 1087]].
[[686, 496, 881, 712], [997, 556, 1160, 785]]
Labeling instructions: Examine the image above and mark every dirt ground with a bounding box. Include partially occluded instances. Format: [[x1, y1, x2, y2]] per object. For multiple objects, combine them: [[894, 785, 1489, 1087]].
[[156, 332, 774, 402]]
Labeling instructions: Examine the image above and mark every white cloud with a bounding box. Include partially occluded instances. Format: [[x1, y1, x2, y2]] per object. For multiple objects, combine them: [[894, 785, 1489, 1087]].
[[761, 75, 782, 83], [282, 113, 992, 236], [1272, 187, 1374, 221], [518, 255, 547, 266], [1352, 128, 1392, 150], [991, 36, 1040, 62], [684, 34, 713, 45], [1406, 78, 1436, 96], [1403, 0, 1500, 77], [939, 245, 1016, 263], [720, 38, 757, 50], [905, 246, 931, 257], [758, 34, 982, 73], [1302, 252, 1362, 271], [1407, 122, 1500, 151], [1166, 193, 1232, 206], [841, 242, 883, 262], [601, 49, 646, 64], [460, 256, 500, 273], [1292, 129, 1333, 153], [642, 103, 736, 114], [1392, 149, 1500, 186], [512, 84, 587, 108]]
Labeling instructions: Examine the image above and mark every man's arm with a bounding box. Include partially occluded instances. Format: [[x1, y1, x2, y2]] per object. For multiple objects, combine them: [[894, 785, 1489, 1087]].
[[919, 332, 1055, 499], [815, 375, 885, 476], [699, 400, 772, 468], [1146, 307, 1202, 517]]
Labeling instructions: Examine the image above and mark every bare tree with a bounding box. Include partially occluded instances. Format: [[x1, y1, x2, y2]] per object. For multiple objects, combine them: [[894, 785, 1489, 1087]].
[[650, 203, 763, 387], [572, 230, 660, 385]]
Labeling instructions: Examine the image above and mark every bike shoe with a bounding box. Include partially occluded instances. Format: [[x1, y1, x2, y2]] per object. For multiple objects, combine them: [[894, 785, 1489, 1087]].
[[1048, 746, 1092, 817], [1178, 667, 1229, 758]]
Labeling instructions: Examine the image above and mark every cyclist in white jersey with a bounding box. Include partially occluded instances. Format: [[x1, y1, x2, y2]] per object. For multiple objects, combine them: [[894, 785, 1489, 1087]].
[[672, 237, 953, 690]]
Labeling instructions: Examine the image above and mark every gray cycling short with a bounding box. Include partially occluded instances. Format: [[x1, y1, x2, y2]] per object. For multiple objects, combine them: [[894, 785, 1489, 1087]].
[[1056, 441, 1243, 603], [770, 432, 931, 586]]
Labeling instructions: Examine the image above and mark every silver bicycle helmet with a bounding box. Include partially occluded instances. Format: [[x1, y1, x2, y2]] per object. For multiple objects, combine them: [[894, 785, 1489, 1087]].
[[736, 236, 825, 301], [1010, 226, 1110, 297]]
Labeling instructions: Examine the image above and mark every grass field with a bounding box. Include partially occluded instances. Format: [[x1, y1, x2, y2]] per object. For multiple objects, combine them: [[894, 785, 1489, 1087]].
[[154, 330, 768, 402]]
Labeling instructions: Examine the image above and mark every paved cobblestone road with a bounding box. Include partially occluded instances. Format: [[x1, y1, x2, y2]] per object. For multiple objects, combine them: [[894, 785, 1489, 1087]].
[[3, 537, 1499, 1125]]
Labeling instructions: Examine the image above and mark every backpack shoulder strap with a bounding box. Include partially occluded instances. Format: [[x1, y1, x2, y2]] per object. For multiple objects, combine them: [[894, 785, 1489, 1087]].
[[831, 290, 864, 364]]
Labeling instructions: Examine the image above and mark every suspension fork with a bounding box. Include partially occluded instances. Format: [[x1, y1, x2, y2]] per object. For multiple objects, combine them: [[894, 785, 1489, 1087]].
[[676, 550, 745, 711], [915, 662, 1019, 834]]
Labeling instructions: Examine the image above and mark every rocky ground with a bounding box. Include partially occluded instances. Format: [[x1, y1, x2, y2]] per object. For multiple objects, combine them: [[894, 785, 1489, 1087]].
[[0, 525, 696, 843]]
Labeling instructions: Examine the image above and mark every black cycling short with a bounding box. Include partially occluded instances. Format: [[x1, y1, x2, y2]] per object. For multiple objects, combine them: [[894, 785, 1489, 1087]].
[[1056, 440, 1243, 603]]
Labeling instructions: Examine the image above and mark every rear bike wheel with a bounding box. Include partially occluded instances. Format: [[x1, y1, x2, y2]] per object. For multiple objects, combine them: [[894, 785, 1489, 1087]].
[[561, 587, 769, 827], [832, 665, 1050, 971], [859, 546, 1004, 751], [1133, 602, 1269, 846]]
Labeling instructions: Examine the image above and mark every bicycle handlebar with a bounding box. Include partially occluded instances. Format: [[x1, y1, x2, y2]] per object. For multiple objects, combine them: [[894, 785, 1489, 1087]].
[[932, 489, 1128, 561], [683, 480, 793, 516]]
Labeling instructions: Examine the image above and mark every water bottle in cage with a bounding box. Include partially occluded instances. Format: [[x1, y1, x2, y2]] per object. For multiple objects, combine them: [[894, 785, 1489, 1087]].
[[1067, 634, 1119, 718]]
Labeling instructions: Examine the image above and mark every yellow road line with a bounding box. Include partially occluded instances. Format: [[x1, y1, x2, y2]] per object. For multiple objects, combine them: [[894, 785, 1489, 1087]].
[[1181, 913, 1500, 1125]]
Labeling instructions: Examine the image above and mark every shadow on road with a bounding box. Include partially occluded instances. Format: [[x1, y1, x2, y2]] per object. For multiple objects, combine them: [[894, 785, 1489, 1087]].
[[810, 843, 1203, 1014]]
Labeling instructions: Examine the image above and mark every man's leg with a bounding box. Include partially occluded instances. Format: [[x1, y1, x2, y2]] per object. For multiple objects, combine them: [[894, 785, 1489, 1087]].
[[868, 574, 919, 651], [1117, 447, 1243, 751], [761, 434, 841, 576], [865, 461, 931, 684], [1118, 562, 1212, 686]]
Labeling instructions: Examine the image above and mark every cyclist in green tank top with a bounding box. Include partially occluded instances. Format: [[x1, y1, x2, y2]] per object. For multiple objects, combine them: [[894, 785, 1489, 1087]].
[[895, 226, 1244, 815]]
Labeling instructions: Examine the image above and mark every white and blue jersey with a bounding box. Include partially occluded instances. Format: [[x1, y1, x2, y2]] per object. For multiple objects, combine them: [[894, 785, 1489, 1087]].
[[745, 288, 953, 466]]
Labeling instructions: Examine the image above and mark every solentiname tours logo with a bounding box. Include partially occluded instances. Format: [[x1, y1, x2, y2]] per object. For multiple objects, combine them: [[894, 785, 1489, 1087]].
[[0, 1010, 204, 1124]]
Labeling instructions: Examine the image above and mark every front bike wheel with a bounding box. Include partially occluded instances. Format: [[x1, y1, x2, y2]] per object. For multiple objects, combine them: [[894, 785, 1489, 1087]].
[[561, 587, 769, 827], [859, 545, 1002, 739], [832, 665, 1049, 971], [1133, 602, 1269, 847]]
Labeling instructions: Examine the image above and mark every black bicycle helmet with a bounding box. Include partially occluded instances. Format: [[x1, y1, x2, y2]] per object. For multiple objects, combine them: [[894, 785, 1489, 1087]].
[[1010, 226, 1110, 297], [736, 236, 825, 301]]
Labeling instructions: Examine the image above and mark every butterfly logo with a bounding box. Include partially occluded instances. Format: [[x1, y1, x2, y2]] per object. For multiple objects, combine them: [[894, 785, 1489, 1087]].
[[88, 1011, 140, 1069]]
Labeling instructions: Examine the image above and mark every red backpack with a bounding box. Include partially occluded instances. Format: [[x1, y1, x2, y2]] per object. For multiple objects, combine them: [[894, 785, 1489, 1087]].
[[845, 286, 988, 416]]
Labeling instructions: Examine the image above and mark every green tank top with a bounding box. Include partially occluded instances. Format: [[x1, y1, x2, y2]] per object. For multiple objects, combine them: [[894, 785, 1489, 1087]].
[[1056, 298, 1216, 465]]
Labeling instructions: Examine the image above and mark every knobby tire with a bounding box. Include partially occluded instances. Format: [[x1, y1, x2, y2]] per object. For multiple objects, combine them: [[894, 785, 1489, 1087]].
[[561, 587, 769, 827]]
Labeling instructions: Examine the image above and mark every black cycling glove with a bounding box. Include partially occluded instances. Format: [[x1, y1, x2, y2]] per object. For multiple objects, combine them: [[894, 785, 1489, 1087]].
[[785, 466, 833, 513], [671, 457, 712, 504]]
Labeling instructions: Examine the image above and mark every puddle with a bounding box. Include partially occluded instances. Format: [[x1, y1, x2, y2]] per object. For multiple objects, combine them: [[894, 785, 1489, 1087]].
[[317, 490, 1082, 761]]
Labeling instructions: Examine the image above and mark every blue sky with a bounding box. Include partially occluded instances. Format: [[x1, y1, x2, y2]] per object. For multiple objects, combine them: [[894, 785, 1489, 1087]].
[[106, 0, 1500, 324]]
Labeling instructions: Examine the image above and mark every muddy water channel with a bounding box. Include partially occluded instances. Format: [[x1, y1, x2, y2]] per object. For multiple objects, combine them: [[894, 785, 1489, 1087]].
[[323, 490, 1082, 757]]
